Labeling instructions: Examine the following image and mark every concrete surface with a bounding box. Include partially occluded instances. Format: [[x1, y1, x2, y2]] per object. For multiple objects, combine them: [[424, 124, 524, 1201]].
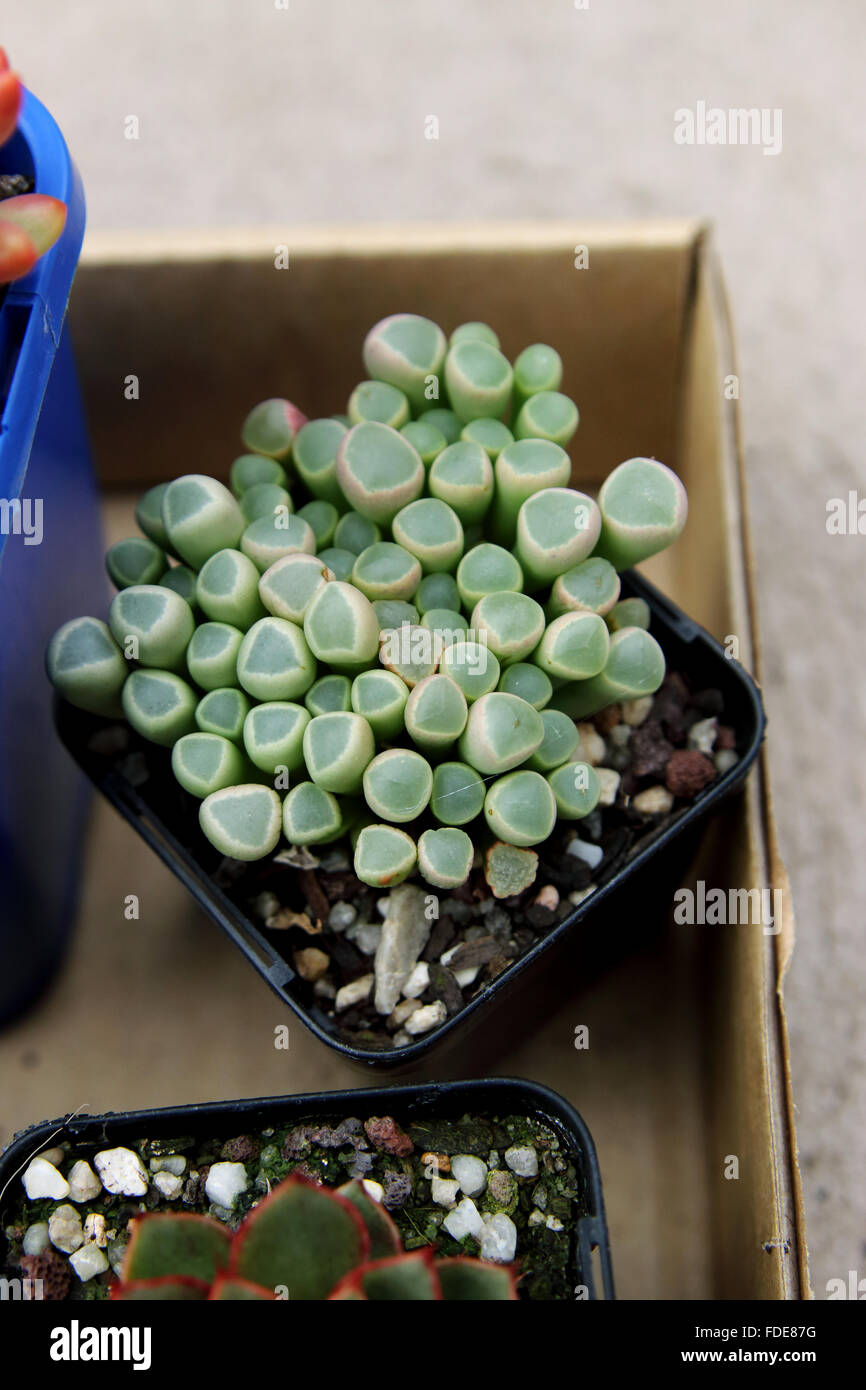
[[4, 0, 864, 1298]]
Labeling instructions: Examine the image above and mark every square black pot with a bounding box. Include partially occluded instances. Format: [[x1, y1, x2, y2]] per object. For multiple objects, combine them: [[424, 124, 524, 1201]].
[[54, 571, 765, 1069], [0, 1076, 613, 1301]]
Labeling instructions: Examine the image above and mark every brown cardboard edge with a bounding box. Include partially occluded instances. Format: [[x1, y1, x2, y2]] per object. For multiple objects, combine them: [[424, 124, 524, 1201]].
[[80, 218, 706, 266], [698, 232, 811, 1299]]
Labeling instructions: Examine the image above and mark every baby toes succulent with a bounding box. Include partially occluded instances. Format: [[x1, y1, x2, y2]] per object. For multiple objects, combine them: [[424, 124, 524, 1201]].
[[303, 711, 376, 795], [171, 732, 247, 799], [594, 456, 688, 570], [363, 313, 448, 414], [105, 536, 166, 589], [45, 616, 128, 717], [428, 441, 494, 524], [47, 310, 688, 892], [458, 692, 544, 775], [336, 422, 425, 525], [122, 669, 198, 746], [362, 748, 434, 822], [551, 625, 666, 720], [236, 617, 316, 701], [108, 585, 194, 670], [354, 823, 418, 888], [199, 784, 283, 861], [484, 769, 557, 847], [240, 397, 306, 461], [161, 475, 245, 569], [417, 826, 474, 888]]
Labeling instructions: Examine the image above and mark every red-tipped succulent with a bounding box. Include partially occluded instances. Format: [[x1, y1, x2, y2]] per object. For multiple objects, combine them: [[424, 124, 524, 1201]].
[[0, 47, 67, 284], [110, 1173, 519, 1301]]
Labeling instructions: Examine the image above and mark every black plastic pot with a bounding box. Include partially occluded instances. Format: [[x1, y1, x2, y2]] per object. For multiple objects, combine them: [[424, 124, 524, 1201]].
[[0, 1076, 614, 1301], [54, 571, 765, 1070]]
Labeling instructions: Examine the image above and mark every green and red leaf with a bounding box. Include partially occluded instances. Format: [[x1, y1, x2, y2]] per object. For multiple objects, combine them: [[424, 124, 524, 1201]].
[[336, 1180, 402, 1260], [122, 1212, 232, 1285], [229, 1174, 368, 1301], [435, 1256, 520, 1300], [209, 1274, 276, 1301], [110, 1275, 210, 1301], [331, 1249, 443, 1301]]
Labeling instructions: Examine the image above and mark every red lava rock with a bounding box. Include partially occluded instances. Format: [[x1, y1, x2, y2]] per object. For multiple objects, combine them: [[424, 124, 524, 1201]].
[[221, 1134, 261, 1163], [364, 1115, 414, 1157], [665, 749, 716, 798], [716, 724, 736, 750], [630, 720, 674, 778], [18, 1249, 71, 1301]]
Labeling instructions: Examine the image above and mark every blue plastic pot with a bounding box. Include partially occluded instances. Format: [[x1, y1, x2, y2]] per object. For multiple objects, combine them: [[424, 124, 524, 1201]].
[[0, 90, 103, 1022]]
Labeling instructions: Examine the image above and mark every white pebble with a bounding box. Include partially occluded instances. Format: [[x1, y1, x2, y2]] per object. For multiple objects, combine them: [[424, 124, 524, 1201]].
[[83, 1213, 108, 1247], [454, 966, 479, 988], [94, 1147, 149, 1197], [545, 1214, 565, 1231], [568, 884, 597, 906], [361, 1179, 384, 1204], [153, 1171, 183, 1200], [431, 1176, 460, 1207], [621, 695, 653, 726], [22, 1157, 69, 1200], [22, 1222, 49, 1255], [443, 1197, 484, 1241], [334, 973, 374, 1011], [567, 837, 603, 870], [48, 1204, 84, 1253], [328, 900, 357, 931], [609, 722, 631, 747], [40, 1146, 66, 1167], [313, 977, 336, 1000], [595, 767, 621, 807], [376, 896, 391, 918], [715, 748, 739, 774], [632, 784, 674, 815], [402, 961, 430, 998], [688, 716, 717, 754], [450, 1154, 488, 1196], [67, 1160, 102, 1203], [575, 724, 606, 765], [391, 1029, 412, 1047], [479, 1212, 517, 1262], [504, 1145, 538, 1177], [205, 1162, 248, 1210], [347, 920, 381, 955], [387, 998, 421, 1028], [403, 999, 447, 1035], [69, 1243, 109, 1282], [528, 1208, 545, 1228], [149, 1154, 187, 1176]]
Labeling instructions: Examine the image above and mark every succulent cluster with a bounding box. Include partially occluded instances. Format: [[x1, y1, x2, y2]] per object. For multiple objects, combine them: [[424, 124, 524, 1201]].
[[111, 1173, 515, 1300], [0, 48, 66, 283], [46, 313, 687, 891]]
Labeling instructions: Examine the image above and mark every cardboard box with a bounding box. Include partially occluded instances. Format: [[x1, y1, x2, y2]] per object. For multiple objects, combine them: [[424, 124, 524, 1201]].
[[0, 221, 807, 1299]]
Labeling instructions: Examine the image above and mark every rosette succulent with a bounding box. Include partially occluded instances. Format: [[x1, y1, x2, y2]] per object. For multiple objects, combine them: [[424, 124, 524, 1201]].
[[47, 313, 688, 891], [110, 1174, 516, 1301]]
